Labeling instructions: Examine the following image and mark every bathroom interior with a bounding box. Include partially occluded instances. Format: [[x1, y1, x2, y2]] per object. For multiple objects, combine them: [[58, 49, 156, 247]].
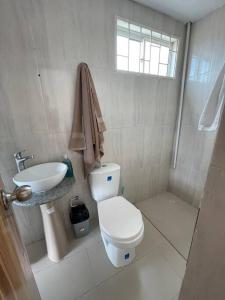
[[1, 0, 225, 299]]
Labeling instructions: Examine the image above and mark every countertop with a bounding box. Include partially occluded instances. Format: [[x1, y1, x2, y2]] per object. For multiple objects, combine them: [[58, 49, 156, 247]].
[[13, 177, 75, 207]]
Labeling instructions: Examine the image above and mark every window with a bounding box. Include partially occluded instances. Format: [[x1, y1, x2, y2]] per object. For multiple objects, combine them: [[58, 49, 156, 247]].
[[116, 17, 179, 78]]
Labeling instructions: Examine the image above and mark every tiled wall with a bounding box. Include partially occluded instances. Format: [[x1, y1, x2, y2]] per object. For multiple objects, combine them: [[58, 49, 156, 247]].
[[0, 0, 184, 245], [179, 79, 225, 300], [169, 5, 225, 208]]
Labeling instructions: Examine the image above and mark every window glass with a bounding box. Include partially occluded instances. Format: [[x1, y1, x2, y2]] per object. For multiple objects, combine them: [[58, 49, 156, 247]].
[[130, 24, 141, 32], [117, 56, 128, 71], [159, 64, 168, 76], [117, 36, 129, 56], [144, 41, 151, 60], [116, 17, 179, 78], [144, 61, 150, 74], [129, 40, 140, 72], [150, 46, 160, 75], [160, 46, 169, 64]]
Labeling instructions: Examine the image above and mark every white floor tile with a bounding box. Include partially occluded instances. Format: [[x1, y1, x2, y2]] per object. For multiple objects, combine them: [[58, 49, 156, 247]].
[[136, 192, 197, 258], [156, 240, 186, 279], [27, 193, 192, 300], [76, 287, 103, 300], [34, 250, 95, 300], [27, 220, 101, 274], [86, 216, 165, 286], [66, 220, 102, 258], [87, 240, 120, 285], [98, 246, 182, 300], [26, 240, 54, 273], [136, 216, 165, 260]]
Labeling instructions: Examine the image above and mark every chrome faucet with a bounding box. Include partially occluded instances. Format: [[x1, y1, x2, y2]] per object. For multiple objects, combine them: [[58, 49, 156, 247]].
[[14, 150, 34, 172]]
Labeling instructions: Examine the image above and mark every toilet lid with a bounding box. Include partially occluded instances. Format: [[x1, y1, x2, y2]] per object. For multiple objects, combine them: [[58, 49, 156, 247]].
[[98, 196, 143, 242]]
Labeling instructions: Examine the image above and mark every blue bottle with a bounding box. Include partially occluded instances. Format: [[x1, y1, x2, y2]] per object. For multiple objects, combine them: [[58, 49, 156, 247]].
[[63, 154, 74, 178]]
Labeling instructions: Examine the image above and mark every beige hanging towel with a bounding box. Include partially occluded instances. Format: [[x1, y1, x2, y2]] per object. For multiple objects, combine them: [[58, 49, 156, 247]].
[[69, 63, 106, 177]]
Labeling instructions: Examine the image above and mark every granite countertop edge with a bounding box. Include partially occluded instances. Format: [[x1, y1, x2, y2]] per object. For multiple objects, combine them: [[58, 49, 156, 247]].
[[13, 177, 75, 207]]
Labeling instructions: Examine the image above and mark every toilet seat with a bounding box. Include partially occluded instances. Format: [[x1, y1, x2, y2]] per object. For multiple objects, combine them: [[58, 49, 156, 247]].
[[98, 196, 144, 247], [101, 223, 144, 249]]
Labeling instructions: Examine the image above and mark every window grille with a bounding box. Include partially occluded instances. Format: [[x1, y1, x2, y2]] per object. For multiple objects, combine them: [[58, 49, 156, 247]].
[[116, 17, 179, 78]]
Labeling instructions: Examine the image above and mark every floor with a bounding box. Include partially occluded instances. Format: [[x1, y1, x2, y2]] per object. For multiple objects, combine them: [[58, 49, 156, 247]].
[[27, 192, 197, 300], [136, 192, 198, 259]]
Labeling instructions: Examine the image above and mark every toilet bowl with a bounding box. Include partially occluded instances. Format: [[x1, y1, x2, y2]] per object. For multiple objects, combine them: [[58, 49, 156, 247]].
[[98, 196, 144, 267], [89, 163, 144, 267]]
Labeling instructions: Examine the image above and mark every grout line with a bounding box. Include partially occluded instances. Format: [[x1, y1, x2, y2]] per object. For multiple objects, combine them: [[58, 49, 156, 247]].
[[81, 233, 163, 294], [76, 237, 182, 300], [186, 207, 200, 262], [140, 210, 187, 261], [73, 248, 98, 299], [31, 216, 184, 299], [92, 237, 167, 290]]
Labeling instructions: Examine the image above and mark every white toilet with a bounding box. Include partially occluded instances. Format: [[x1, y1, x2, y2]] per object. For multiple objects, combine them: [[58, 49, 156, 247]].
[[89, 163, 144, 267]]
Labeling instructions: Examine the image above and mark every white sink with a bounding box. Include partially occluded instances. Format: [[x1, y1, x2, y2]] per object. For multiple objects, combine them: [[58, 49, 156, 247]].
[[13, 162, 68, 193]]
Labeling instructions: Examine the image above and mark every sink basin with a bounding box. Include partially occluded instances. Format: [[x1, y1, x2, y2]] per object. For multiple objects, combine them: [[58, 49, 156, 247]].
[[13, 162, 68, 193]]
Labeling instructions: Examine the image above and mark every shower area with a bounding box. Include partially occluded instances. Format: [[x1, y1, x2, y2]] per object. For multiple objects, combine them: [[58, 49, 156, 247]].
[[135, 13, 225, 260]]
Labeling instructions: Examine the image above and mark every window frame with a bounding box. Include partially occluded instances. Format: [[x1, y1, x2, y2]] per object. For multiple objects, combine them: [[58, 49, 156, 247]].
[[114, 16, 180, 80]]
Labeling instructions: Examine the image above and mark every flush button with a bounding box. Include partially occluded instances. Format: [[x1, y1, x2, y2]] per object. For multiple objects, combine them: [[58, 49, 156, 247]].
[[107, 176, 112, 181]]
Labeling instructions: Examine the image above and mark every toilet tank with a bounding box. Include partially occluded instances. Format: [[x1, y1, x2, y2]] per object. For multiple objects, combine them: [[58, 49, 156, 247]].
[[89, 163, 120, 202]]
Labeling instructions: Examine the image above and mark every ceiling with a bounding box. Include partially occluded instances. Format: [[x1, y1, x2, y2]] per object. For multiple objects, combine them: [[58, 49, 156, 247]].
[[134, 0, 225, 22]]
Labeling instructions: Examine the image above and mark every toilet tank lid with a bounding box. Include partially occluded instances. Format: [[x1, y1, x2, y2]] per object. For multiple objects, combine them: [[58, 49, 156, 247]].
[[89, 163, 120, 175]]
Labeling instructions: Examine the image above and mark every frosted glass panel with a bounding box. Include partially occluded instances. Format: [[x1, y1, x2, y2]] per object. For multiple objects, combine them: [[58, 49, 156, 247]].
[[162, 34, 170, 42], [130, 24, 141, 32], [117, 19, 129, 29], [152, 31, 161, 40], [142, 28, 151, 36], [117, 56, 128, 71]]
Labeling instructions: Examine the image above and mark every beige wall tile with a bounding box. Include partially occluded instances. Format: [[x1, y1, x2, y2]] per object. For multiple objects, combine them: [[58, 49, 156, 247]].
[[179, 5, 225, 299], [0, 0, 185, 244], [168, 5, 225, 207]]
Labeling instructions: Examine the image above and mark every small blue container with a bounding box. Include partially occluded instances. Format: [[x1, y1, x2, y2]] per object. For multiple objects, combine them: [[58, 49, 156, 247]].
[[63, 154, 74, 178]]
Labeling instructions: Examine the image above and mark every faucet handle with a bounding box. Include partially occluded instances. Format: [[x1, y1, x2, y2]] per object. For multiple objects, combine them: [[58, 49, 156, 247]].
[[14, 150, 26, 159]]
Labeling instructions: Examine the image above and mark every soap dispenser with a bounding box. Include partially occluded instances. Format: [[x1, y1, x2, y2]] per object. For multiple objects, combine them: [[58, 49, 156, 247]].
[[63, 154, 74, 178]]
